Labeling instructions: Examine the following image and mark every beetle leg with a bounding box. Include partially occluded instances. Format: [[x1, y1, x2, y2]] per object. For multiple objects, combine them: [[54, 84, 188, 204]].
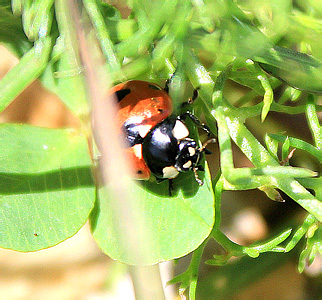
[[156, 177, 166, 184], [168, 179, 174, 196], [178, 112, 211, 136], [199, 138, 216, 152], [197, 165, 205, 172], [193, 168, 204, 186]]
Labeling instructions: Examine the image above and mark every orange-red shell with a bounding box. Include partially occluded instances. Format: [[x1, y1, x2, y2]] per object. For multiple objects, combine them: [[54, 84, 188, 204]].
[[109, 80, 173, 180]]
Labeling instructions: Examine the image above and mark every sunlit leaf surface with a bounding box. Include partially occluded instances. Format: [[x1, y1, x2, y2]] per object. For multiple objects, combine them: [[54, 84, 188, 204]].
[[0, 124, 95, 251]]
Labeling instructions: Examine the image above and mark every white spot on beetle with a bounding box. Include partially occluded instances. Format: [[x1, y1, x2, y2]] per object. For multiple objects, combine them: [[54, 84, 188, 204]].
[[188, 147, 196, 156], [183, 160, 192, 169], [162, 166, 180, 179], [139, 125, 153, 138], [132, 144, 143, 158], [172, 120, 189, 140]]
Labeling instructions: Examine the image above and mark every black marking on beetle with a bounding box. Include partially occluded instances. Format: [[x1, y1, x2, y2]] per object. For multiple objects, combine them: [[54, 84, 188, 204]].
[[115, 89, 131, 102], [122, 122, 145, 147]]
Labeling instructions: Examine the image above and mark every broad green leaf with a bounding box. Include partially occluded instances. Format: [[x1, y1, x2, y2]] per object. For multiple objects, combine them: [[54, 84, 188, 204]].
[[0, 124, 95, 251], [90, 164, 215, 265]]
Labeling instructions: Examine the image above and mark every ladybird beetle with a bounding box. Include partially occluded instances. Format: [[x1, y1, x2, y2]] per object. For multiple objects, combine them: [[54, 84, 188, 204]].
[[109, 80, 214, 187]]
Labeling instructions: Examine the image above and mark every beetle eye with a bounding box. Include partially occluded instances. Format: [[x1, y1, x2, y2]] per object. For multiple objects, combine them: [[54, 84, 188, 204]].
[[149, 84, 162, 90]]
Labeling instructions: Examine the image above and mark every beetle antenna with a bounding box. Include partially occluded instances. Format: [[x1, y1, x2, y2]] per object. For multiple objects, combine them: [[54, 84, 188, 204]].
[[178, 112, 212, 136]]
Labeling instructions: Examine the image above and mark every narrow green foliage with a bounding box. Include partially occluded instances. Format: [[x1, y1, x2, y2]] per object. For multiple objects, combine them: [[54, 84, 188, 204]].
[[285, 214, 317, 252], [208, 228, 291, 264], [257, 73, 274, 122], [297, 219, 321, 273], [281, 137, 291, 162], [269, 134, 322, 161], [264, 134, 279, 161], [83, 0, 122, 74], [306, 95, 322, 149], [0, 37, 52, 113], [22, 0, 54, 40], [168, 242, 206, 300]]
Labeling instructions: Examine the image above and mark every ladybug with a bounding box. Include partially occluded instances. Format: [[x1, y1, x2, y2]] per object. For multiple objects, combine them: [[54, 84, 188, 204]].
[[109, 80, 214, 188]]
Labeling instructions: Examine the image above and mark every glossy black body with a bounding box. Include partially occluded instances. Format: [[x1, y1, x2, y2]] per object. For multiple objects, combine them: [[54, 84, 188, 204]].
[[142, 116, 179, 178]]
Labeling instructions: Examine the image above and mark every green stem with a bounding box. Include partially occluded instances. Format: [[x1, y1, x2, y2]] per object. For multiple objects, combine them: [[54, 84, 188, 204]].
[[0, 37, 53, 113], [29, 0, 54, 40], [234, 102, 322, 120], [285, 214, 317, 252], [83, 0, 122, 75], [306, 95, 322, 150]]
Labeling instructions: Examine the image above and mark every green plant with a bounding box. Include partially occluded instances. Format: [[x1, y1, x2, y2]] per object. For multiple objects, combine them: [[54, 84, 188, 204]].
[[0, 0, 321, 298]]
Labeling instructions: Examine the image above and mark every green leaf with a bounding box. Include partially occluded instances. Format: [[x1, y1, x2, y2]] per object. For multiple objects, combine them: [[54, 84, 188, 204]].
[[258, 46, 322, 93], [40, 47, 90, 118], [264, 134, 279, 160], [0, 5, 32, 57], [90, 164, 215, 265], [0, 124, 95, 251], [244, 229, 292, 255], [306, 95, 322, 149], [168, 241, 207, 300], [268, 134, 322, 161], [229, 70, 264, 95], [281, 137, 291, 162], [0, 37, 53, 113], [284, 214, 316, 252], [298, 223, 321, 273], [22, 0, 54, 41], [83, 0, 121, 73], [257, 74, 273, 122], [44, 0, 90, 118]]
